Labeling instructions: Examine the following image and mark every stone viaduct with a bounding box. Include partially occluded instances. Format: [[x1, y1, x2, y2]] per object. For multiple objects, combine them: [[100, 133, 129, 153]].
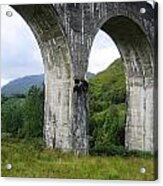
[[11, 1, 158, 154]]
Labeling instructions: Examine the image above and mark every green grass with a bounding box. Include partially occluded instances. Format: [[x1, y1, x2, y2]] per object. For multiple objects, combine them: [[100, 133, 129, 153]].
[[1, 138, 156, 180]]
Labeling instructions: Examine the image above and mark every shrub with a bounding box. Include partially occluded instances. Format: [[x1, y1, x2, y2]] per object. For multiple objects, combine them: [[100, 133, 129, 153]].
[[90, 145, 127, 156]]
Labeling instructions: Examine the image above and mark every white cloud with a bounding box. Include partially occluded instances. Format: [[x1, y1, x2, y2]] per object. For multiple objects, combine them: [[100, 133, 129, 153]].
[[88, 30, 120, 74], [1, 5, 43, 85], [1, 78, 13, 87]]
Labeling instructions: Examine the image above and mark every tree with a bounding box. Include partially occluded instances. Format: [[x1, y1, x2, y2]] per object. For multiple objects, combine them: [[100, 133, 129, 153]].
[[1, 98, 24, 137], [23, 85, 44, 138]]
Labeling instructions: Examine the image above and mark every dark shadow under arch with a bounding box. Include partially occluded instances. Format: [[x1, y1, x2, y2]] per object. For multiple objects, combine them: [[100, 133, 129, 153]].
[[101, 15, 153, 78]]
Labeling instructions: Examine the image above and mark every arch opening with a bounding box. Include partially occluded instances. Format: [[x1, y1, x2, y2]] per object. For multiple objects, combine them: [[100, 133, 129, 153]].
[[3, 5, 73, 151], [87, 15, 154, 152], [87, 29, 126, 152], [1, 5, 44, 139]]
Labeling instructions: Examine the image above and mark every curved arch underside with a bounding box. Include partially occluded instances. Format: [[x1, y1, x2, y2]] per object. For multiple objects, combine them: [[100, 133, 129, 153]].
[[102, 16, 154, 151], [10, 2, 157, 154]]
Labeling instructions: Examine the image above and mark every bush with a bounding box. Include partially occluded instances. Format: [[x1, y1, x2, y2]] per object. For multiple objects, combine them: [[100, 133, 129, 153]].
[[21, 137, 45, 151], [89, 103, 126, 149], [90, 145, 153, 158], [88, 58, 126, 151], [1, 98, 25, 137], [22, 85, 44, 138], [90, 145, 127, 156], [1, 85, 44, 140]]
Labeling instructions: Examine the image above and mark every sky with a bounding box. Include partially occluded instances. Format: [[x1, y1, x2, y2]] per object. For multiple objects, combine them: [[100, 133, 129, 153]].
[[1, 5, 120, 87]]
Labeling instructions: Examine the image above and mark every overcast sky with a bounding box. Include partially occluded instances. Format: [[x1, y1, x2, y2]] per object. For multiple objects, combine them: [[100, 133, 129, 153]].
[[1, 5, 120, 87]]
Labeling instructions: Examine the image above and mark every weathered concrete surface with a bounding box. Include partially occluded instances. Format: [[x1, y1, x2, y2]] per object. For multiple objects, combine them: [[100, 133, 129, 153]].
[[12, 1, 158, 154]]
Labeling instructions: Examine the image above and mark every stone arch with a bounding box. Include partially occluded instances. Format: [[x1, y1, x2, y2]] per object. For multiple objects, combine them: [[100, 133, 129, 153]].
[[11, 5, 74, 150], [52, 2, 157, 154], [9, 3, 157, 154], [89, 15, 154, 152]]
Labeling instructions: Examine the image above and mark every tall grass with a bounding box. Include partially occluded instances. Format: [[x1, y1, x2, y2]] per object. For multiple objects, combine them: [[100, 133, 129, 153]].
[[1, 138, 155, 180]]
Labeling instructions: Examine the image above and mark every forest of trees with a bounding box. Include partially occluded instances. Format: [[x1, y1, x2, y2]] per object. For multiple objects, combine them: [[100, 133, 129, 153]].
[[1, 85, 44, 140]]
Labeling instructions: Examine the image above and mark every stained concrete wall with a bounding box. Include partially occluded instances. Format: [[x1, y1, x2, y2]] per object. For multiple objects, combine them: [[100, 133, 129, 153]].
[[12, 1, 158, 154]]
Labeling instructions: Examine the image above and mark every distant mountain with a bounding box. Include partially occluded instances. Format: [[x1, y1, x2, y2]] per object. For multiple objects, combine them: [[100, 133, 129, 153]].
[[1, 74, 44, 96], [1, 72, 95, 96], [86, 72, 95, 79]]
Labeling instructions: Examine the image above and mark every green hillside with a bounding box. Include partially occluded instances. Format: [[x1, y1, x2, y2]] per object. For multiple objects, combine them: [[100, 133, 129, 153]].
[[88, 58, 127, 153]]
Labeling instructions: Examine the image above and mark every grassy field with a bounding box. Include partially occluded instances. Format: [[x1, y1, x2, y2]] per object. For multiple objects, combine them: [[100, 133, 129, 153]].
[[1, 138, 156, 180]]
